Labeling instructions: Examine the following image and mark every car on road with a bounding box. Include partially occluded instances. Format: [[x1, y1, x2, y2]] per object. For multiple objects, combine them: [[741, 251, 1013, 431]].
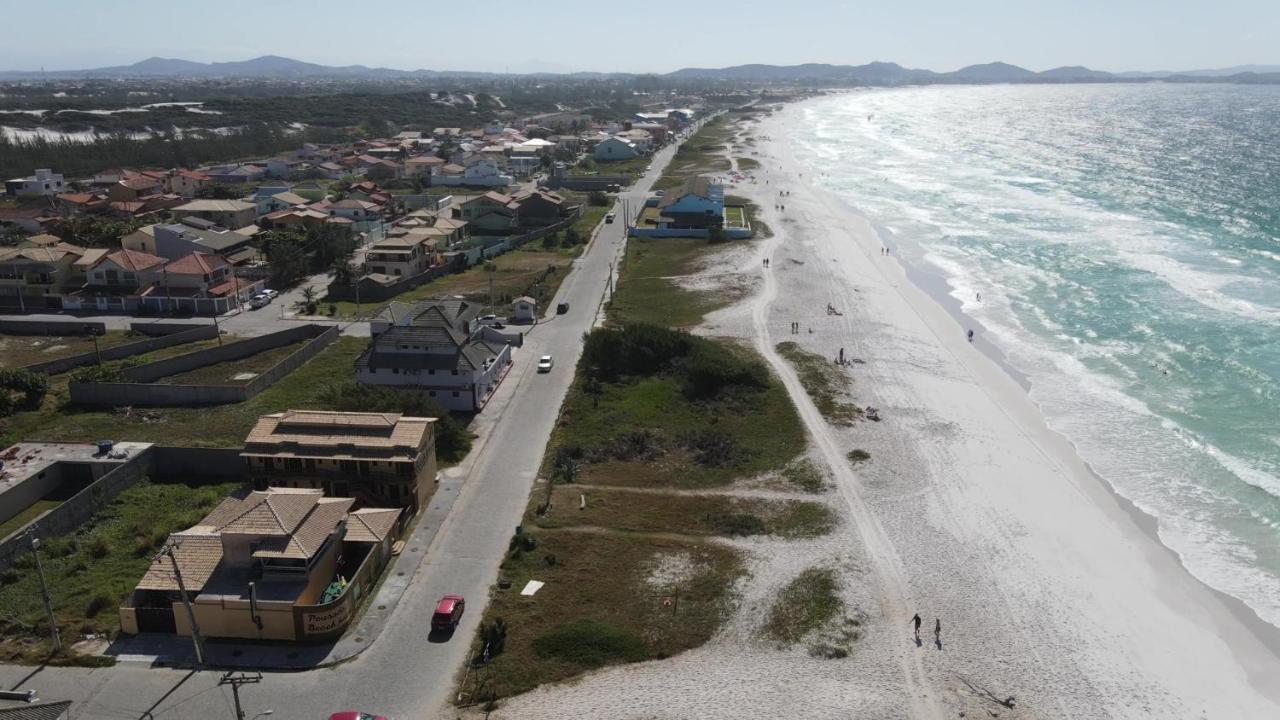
[[537, 355, 554, 373], [605, 212, 616, 224], [261, 288, 279, 299], [654, 189, 665, 197], [249, 293, 271, 309], [431, 595, 466, 632], [328, 713, 386, 720]]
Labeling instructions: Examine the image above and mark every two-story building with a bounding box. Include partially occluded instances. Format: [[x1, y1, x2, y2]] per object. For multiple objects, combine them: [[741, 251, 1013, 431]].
[[242, 410, 438, 514], [0, 241, 101, 311], [457, 191, 519, 234], [5, 169, 64, 197], [118, 486, 403, 641], [656, 176, 724, 229], [593, 137, 640, 162], [364, 231, 440, 279], [172, 199, 258, 230], [139, 251, 261, 315], [356, 299, 515, 412], [66, 248, 166, 313], [123, 217, 256, 262]]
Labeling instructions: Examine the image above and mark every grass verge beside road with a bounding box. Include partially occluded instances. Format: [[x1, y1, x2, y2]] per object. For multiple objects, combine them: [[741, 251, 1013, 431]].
[[608, 238, 746, 328], [0, 476, 243, 665]]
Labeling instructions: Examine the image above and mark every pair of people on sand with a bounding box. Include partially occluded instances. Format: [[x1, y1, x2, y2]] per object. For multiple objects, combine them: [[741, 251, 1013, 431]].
[[912, 613, 941, 643]]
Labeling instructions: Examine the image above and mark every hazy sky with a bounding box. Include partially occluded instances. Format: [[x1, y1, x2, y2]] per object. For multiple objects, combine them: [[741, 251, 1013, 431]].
[[4, 0, 1277, 74]]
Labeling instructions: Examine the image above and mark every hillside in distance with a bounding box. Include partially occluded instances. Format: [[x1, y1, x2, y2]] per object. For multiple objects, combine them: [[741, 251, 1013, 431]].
[[1, 55, 1278, 84]]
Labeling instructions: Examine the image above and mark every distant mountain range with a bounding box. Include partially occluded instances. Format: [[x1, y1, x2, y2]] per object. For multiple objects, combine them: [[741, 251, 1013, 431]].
[[1, 55, 1279, 84]]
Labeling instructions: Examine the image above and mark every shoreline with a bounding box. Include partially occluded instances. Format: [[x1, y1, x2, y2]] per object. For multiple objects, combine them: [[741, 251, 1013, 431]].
[[786, 93, 1280, 662], [766, 96, 1280, 711]]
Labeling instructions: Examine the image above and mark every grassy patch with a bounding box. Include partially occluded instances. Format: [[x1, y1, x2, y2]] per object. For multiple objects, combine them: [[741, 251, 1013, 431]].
[[609, 238, 744, 328], [152, 340, 308, 385], [0, 336, 367, 448], [781, 458, 827, 493], [775, 341, 861, 426], [534, 486, 833, 539], [0, 331, 135, 368], [723, 206, 747, 228], [0, 476, 243, 664], [847, 449, 870, 464], [764, 567, 841, 645], [550, 369, 803, 489], [737, 157, 761, 171], [0, 499, 61, 541], [462, 530, 742, 701]]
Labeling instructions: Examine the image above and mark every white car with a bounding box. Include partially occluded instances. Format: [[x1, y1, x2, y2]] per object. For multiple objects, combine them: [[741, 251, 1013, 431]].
[[262, 288, 280, 299], [249, 293, 271, 309], [537, 355, 554, 373]]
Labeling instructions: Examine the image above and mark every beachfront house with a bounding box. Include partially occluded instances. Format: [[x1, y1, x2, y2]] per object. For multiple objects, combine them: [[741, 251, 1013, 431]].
[[356, 299, 517, 412]]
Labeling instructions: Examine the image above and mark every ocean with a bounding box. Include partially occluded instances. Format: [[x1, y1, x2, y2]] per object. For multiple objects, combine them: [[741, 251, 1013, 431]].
[[792, 84, 1280, 628]]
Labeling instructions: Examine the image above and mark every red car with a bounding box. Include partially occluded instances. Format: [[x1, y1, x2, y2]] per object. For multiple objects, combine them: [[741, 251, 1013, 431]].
[[328, 714, 385, 720], [431, 594, 466, 632]]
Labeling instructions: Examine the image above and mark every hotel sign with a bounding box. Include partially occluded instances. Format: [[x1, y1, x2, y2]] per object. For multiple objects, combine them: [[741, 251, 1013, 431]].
[[296, 596, 352, 639]]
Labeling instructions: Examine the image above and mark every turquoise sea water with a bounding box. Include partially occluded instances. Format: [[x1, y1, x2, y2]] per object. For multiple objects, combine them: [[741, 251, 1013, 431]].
[[793, 84, 1280, 627]]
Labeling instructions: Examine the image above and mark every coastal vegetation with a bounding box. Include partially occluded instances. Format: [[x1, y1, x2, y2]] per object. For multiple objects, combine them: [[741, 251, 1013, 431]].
[[775, 341, 862, 425], [763, 567, 842, 645]]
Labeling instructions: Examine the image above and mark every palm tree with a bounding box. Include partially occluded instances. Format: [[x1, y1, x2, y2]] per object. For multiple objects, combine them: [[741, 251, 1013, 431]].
[[293, 285, 320, 315]]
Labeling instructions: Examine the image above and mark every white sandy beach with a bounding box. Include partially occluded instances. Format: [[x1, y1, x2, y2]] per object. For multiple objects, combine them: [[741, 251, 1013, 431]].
[[493, 103, 1280, 719]]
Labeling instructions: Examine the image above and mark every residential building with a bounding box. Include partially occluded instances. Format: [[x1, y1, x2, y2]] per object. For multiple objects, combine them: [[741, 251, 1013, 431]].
[[457, 191, 520, 234], [326, 199, 382, 222], [404, 154, 445, 179], [593, 137, 639, 162], [0, 207, 58, 234], [206, 164, 266, 184], [357, 299, 515, 412], [67, 248, 166, 313], [5, 169, 64, 197], [140, 252, 262, 315], [55, 192, 107, 217], [242, 410, 438, 514], [0, 241, 98, 310], [364, 231, 439, 279], [118, 487, 402, 641], [172, 199, 257, 230], [170, 169, 211, 198], [656, 176, 724, 229], [514, 189, 568, 226], [108, 175, 165, 203], [430, 157, 512, 188], [123, 217, 255, 261]]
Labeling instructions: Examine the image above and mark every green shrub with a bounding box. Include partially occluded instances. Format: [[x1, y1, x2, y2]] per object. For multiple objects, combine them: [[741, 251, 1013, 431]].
[[682, 344, 767, 399], [0, 367, 49, 414], [69, 364, 128, 384], [681, 429, 745, 468], [847, 449, 871, 464], [703, 511, 766, 536], [88, 535, 111, 559], [532, 620, 647, 667], [84, 593, 114, 618]]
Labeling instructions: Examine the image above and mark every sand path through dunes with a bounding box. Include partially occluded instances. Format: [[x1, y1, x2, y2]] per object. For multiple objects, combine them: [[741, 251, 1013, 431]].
[[746, 170, 946, 720]]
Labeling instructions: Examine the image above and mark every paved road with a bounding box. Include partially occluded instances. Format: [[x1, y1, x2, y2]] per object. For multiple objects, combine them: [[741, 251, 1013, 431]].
[[0, 143, 681, 720]]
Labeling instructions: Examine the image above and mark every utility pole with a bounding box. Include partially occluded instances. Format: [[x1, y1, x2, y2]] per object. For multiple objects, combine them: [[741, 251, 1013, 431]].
[[155, 542, 205, 667], [29, 537, 61, 654], [218, 672, 266, 720]]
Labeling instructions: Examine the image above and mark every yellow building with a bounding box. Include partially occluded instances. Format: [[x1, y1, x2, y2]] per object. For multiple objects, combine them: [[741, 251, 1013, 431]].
[[119, 487, 400, 642]]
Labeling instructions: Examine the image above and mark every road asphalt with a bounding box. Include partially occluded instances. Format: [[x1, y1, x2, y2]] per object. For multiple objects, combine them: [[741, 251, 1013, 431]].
[[0, 140, 684, 720]]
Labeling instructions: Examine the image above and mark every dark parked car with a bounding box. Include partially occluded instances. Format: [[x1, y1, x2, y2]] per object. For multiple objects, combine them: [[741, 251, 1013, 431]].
[[556, 302, 570, 315]]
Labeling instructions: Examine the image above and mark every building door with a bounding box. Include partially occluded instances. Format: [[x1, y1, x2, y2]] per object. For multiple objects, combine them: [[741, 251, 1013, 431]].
[[134, 607, 177, 633]]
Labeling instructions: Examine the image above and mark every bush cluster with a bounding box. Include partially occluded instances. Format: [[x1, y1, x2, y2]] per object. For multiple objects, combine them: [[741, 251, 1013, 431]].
[[0, 367, 49, 415]]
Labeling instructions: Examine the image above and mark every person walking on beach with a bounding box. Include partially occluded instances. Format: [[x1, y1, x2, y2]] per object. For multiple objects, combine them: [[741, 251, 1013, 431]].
[[967, 329, 974, 342], [935, 618, 941, 641], [911, 613, 922, 641]]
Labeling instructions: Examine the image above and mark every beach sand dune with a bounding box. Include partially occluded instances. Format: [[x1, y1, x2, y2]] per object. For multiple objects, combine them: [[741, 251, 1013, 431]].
[[492, 104, 1280, 719]]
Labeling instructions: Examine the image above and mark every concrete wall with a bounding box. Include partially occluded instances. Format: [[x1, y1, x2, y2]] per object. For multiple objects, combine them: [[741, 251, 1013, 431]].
[[0, 319, 106, 335], [68, 324, 336, 407], [22, 325, 219, 375], [0, 447, 153, 571], [150, 446, 245, 478]]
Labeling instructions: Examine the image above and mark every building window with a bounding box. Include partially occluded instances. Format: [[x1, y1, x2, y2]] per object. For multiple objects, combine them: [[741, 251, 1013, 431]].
[[340, 460, 356, 474], [285, 458, 303, 471], [305, 458, 316, 471], [262, 457, 275, 471], [452, 391, 460, 397]]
